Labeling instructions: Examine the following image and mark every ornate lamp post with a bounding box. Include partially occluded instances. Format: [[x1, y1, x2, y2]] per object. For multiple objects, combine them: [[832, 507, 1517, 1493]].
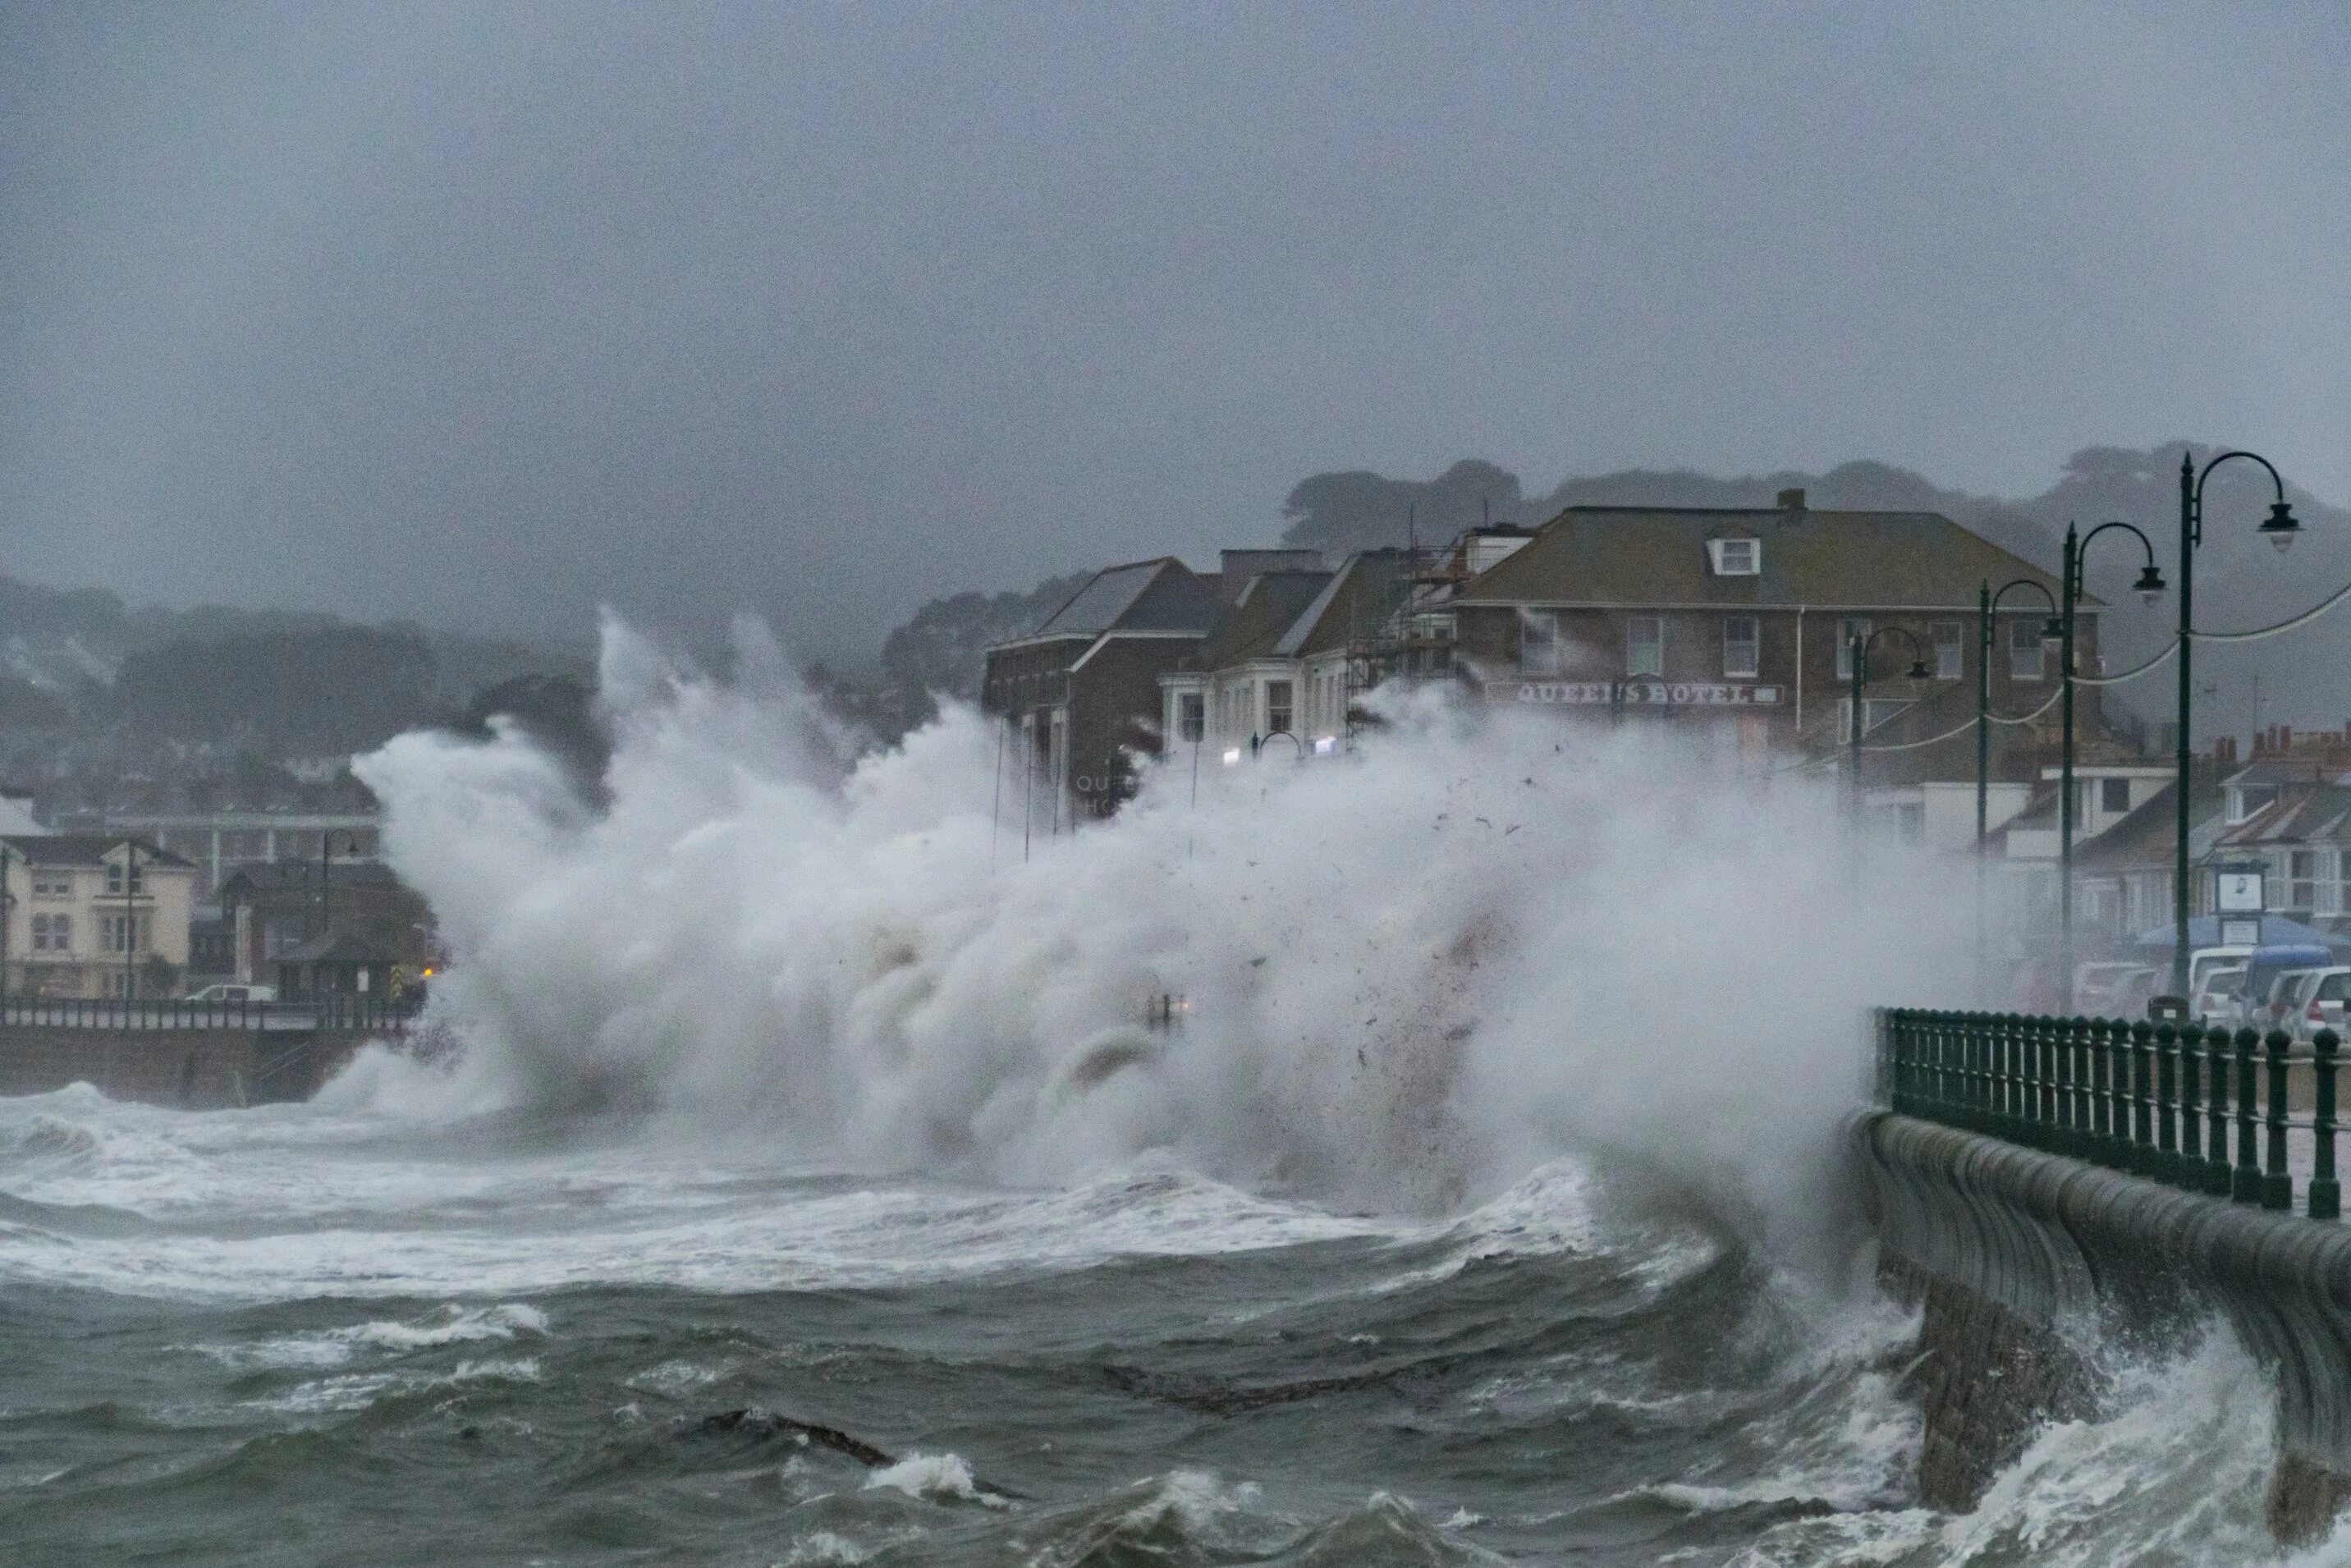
[[1977, 579, 2063, 996], [2059, 521, 2165, 1003], [2173, 452, 2301, 994]]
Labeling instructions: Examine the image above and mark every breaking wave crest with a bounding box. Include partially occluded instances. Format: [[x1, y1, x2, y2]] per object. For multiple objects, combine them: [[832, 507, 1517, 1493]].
[[354, 617, 1977, 1240]]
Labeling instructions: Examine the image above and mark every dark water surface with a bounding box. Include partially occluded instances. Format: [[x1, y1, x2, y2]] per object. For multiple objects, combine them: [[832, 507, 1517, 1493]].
[[0, 1084, 2318, 1566]]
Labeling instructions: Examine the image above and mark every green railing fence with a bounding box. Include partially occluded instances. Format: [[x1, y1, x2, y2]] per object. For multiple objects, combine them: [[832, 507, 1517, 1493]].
[[0, 994, 419, 1034], [1879, 1009, 2343, 1222]]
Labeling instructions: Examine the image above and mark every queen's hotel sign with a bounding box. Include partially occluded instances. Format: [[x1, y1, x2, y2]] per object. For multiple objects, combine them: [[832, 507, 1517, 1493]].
[[1495, 681, 1785, 707]]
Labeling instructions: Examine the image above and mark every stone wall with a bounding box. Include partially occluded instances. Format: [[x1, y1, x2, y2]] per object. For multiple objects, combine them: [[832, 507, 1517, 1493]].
[[0, 1025, 369, 1107], [1858, 1109, 2351, 1543]]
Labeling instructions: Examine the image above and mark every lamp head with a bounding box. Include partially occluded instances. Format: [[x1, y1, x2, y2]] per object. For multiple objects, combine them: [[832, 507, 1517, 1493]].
[[1905, 658, 1931, 681], [2262, 501, 2301, 555], [2133, 564, 2167, 606], [2041, 616, 2065, 648]]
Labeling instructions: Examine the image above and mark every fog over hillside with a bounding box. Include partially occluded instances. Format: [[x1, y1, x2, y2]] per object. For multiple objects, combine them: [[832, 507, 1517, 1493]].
[[7, 438, 2342, 771]]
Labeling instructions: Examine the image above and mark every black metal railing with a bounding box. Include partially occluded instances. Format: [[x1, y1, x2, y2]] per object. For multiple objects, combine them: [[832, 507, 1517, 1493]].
[[1880, 1009, 2343, 1222], [0, 994, 418, 1034]]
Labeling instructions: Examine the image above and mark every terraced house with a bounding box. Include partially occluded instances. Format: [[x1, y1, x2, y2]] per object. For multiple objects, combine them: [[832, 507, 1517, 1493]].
[[1442, 489, 2098, 786], [0, 837, 196, 999]]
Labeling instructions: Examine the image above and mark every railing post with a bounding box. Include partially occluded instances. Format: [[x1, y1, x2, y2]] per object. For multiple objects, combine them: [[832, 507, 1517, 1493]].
[[2178, 1021, 2205, 1192], [2234, 1027, 2263, 1204], [2264, 1029, 2294, 1212], [2039, 1015, 2061, 1143], [2105, 1018, 2133, 1166], [2090, 1014, 2113, 1153], [2154, 1022, 2180, 1183], [2046, 1016, 2073, 1153], [2312, 1028, 2341, 1222], [2202, 1020, 2232, 1195], [2014, 1014, 2037, 1145], [2072, 1015, 2095, 1156], [2129, 1020, 2156, 1175], [1885, 1009, 1908, 1112]]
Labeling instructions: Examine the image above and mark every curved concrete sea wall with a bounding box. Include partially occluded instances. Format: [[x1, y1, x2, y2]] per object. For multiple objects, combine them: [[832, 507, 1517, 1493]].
[[1856, 1109, 2351, 1541]]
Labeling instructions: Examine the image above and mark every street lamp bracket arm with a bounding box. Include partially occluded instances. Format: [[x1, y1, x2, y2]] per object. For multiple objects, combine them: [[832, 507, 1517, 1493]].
[[2190, 450, 2290, 548]]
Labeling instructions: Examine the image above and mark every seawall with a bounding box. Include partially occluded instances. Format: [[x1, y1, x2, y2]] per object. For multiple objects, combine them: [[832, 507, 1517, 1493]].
[[1856, 1108, 2351, 1543], [0, 1023, 367, 1107]]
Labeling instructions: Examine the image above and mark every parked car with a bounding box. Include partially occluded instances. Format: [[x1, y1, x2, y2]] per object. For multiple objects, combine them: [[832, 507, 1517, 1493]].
[[2076, 962, 2161, 1018], [186, 983, 277, 1004], [2192, 965, 2248, 1027], [2255, 966, 2334, 1034], [2300, 969, 2351, 1042]]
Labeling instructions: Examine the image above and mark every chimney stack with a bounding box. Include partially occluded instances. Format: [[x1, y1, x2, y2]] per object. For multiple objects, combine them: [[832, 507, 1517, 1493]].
[[2216, 734, 2239, 765], [1776, 487, 1807, 511]]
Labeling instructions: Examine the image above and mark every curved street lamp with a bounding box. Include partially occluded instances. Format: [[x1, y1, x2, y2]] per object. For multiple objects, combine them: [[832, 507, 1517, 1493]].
[[1847, 625, 1932, 811], [1976, 579, 2062, 997], [2059, 520, 2165, 1005], [2173, 452, 2302, 994]]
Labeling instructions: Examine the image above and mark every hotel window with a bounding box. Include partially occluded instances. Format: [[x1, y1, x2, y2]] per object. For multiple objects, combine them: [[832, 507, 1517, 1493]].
[[1266, 680, 1294, 736], [1626, 616, 1664, 677], [2101, 777, 2131, 814], [2289, 850, 2321, 911], [1178, 693, 1203, 743], [30, 914, 48, 950], [1932, 621, 1964, 680], [1834, 617, 1871, 679], [1721, 615, 1760, 678], [1520, 612, 1563, 675], [2009, 618, 2046, 681], [1707, 538, 1760, 575]]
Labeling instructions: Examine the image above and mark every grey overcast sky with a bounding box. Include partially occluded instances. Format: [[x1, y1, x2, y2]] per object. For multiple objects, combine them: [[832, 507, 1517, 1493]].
[[3, 3, 2346, 660]]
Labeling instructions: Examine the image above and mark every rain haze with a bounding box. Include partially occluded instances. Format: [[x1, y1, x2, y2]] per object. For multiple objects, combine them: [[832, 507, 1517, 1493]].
[[5, 3, 2347, 661]]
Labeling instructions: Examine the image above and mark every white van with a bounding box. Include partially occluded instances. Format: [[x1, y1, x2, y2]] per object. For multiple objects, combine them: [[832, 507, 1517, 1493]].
[[186, 983, 277, 1003]]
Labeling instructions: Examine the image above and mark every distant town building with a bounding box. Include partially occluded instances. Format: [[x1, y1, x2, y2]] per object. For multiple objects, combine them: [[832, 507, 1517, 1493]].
[[0, 836, 196, 998], [1160, 550, 1415, 758], [1441, 491, 2097, 786], [102, 810, 381, 902], [982, 557, 1229, 826], [215, 859, 434, 990]]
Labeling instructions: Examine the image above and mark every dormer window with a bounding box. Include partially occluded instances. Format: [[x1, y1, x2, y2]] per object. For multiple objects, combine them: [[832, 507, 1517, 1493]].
[[1708, 538, 1760, 575]]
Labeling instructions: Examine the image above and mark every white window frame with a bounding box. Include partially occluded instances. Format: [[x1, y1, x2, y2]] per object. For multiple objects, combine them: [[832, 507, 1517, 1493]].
[[1625, 615, 1664, 677], [1721, 614, 1759, 679], [1176, 692, 1203, 743], [1266, 679, 1295, 736], [1835, 617, 1871, 680], [1931, 620, 1964, 681], [2289, 849, 2321, 910], [1707, 537, 1761, 575], [2009, 617, 2046, 681], [1519, 612, 1563, 675]]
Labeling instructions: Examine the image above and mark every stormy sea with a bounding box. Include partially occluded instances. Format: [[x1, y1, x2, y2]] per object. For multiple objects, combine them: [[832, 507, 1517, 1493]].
[[0, 625, 2336, 1565]]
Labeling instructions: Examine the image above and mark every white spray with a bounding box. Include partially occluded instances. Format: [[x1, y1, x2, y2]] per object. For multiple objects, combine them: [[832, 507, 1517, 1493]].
[[354, 617, 1981, 1240]]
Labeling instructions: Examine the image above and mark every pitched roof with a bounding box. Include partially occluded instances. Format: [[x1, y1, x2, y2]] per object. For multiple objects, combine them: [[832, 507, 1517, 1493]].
[[1196, 571, 1332, 667], [218, 860, 405, 895], [2218, 784, 2351, 847], [0, 834, 194, 869], [276, 929, 399, 965], [1274, 550, 1413, 658], [1453, 506, 2073, 610], [1031, 558, 1224, 638], [2221, 760, 2349, 790], [2072, 777, 2231, 869]]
